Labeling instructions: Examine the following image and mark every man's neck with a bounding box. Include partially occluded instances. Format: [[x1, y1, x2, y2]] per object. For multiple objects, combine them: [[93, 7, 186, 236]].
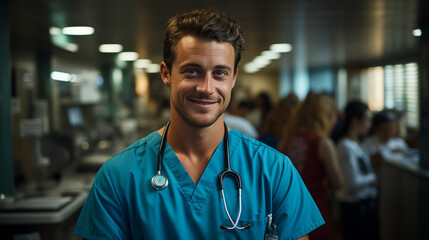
[[161, 115, 225, 184], [170, 118, 224, 156]]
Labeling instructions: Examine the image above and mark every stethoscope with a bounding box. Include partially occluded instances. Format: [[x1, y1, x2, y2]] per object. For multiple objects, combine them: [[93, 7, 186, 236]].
[[151, 121, 251, 230]]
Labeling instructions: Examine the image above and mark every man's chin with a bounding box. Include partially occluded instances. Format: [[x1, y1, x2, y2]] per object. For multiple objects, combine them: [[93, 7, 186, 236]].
[[184, 114, 224, 128], [172, 102, 226, 128], [185, 118, 218, 128]]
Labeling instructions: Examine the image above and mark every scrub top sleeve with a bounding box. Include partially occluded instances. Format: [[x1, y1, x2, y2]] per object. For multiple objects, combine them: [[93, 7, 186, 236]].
[[74, 162, 130, 240], [272, 156, 325, 240]]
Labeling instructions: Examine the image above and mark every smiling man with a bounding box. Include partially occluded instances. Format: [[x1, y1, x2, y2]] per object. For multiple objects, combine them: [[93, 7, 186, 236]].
[[74, 9, 324, 240], [164, 35, 235, 128]]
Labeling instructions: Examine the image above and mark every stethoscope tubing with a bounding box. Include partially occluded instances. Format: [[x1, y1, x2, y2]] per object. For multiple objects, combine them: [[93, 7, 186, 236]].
[[153, 121, 250, 230]]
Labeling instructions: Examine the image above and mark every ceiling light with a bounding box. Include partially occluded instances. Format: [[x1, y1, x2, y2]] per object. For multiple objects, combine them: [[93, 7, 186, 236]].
[[253, 56, 271, 67], [146, 63, 160, 73], [62, 26, 95, 35], [244, 63, 260, 73], [261, 51, 281, 60], [51, 71, 72, 82], [270, 43, 292, 53], [134, 59, 152, 68], [118, 52, 139, 61], [99, 44, 123, 53], [64, 43, 79, 52], [413, 29, 422, 37], [49, 27, 61, 35]]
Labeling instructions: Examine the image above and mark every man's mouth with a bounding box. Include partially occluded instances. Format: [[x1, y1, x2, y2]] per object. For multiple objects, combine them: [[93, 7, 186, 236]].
[[189, 98, 218, 108], [190, 100, 214, 105]]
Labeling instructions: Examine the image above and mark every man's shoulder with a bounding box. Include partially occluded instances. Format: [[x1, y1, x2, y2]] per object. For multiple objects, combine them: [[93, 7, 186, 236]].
[[124, 131, 159, 151], [230, 129, 267, 147], [103, 131, 159, 169], [229, 129, 287, 159]]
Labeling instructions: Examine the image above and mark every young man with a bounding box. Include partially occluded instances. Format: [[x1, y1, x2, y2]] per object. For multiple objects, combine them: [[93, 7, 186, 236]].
[[74, 9, 324, 239]]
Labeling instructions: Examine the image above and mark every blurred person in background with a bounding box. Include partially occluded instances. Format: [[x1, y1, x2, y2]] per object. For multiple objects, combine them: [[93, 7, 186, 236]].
[[277, 92, 343, 240], [362, 111, 409, 171], [234, 99, 254, 118], [246, 92, 272, 131], [336, 101, 379, 240], [224, 104, 258, 139], [258, 93, 299, 148]]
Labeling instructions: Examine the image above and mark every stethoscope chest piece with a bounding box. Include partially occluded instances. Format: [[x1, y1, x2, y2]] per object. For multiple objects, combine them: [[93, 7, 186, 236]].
[[152, 173, 168, 190]]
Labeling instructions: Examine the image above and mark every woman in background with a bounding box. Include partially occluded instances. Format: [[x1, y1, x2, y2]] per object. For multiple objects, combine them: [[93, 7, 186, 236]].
[[336, 101, 379, 240], [278, 92, 343, 240], [258, 93, 299, 148]]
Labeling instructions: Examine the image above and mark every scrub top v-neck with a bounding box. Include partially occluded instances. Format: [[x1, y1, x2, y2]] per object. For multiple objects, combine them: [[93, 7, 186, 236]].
[[74, 129, 324, 240], [160, 130, 225, 215]]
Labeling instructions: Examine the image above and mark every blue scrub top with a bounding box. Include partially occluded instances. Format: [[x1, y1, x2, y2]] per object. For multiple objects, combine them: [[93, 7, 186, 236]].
[[74, 129, 324, 240]]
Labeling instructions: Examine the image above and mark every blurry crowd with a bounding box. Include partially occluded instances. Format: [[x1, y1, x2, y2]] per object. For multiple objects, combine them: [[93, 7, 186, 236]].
[[226, 91, 412, 240]]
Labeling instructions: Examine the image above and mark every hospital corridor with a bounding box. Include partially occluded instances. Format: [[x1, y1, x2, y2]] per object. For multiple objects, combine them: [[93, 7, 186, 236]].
[[1, 0, 429, 239]]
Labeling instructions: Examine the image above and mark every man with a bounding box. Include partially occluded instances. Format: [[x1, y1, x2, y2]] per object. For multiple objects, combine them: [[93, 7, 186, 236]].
[[74, 9, 324, 239]]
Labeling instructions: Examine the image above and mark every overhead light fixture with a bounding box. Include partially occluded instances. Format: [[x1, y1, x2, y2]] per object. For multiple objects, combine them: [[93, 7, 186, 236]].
[[244, 63, 260, 73], [99, 44, 123, 53], [413, 28, 422, 37], [261, 50, 281, 60], [244, 44, 292, 74], [51, 71, 72, 82], [49, 27, 61, 35], [270, 43, 292, 53], [253, 56, 271, 67], [62, 26, 95, 35], [64, 43, 79, 52], [118, 52, 139, 61], [134, 59, 152, 68]]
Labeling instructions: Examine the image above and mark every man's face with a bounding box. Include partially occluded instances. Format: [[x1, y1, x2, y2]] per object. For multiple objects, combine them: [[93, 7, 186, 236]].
[[160, 36, 237, 128]]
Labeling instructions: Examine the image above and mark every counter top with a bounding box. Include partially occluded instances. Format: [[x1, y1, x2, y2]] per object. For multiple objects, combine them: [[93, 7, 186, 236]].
[[0, 191, 87, 225], [0, 170, 96, 225], [384, 154, 429, 180]]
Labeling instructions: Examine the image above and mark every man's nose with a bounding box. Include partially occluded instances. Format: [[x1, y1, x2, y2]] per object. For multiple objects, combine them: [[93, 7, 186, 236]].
[[196, 74, 214, 95]]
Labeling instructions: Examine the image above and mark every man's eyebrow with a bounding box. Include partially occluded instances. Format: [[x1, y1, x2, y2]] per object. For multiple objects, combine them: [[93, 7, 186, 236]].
[[179, 63, 202, 70], [178, 63, 233, 72], [214, 65, 233, 72]]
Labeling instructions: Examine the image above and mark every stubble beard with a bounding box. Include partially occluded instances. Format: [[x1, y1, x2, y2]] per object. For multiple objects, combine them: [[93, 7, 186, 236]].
[[171, 96, 230, 128]]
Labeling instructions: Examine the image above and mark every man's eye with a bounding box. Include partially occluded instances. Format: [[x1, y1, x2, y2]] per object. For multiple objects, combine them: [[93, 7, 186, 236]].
[[185, 69, 197, 74], [214, 71, 227, 76]]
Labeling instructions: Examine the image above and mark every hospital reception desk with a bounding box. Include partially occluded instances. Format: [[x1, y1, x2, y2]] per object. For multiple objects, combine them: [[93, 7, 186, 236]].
[[379, 154, 429, 240]]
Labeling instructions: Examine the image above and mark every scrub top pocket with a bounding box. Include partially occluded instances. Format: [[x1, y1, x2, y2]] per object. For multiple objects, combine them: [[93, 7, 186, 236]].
[[224, 216, 268, 240]]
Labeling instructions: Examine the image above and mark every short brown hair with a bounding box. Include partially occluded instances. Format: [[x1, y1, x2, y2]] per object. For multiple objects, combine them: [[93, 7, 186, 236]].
[[163, 9, 244, 72]]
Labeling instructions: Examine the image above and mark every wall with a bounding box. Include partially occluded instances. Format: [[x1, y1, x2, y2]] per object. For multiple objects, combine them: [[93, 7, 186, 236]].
[[236, 71, 280, 102], [309, 68, 335, 94]]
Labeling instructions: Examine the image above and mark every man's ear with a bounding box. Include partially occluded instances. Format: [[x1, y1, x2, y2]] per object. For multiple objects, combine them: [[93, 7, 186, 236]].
[[160, 62, 171, 87]]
